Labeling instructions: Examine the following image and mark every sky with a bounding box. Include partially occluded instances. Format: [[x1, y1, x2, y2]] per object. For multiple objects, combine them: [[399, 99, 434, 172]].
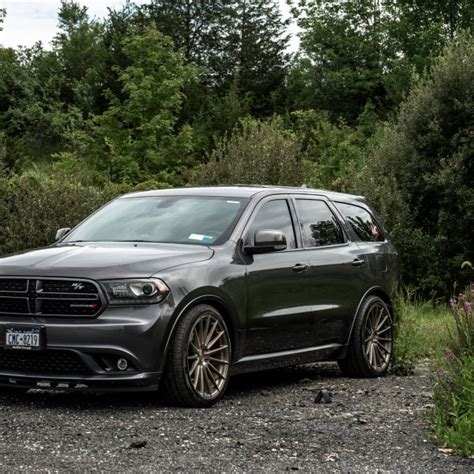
[[0, 0, 300, 51]]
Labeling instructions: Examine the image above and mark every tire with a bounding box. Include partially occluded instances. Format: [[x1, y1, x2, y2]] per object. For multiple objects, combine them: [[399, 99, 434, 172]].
[[338, 295, 393, 378], [162, 304, 232, 407]]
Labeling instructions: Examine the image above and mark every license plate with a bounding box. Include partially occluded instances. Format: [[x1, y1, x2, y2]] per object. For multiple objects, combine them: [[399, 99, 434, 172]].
[[5, 327, 43, 351]]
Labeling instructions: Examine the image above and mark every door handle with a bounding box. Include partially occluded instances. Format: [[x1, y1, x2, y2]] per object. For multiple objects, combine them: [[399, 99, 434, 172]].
[[351, 258, 366, 267], [292, 263, 309, 273]]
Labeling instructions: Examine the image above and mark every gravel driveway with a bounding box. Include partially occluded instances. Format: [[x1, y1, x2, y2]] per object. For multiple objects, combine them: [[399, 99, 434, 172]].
[[0, 363, 472, 472]]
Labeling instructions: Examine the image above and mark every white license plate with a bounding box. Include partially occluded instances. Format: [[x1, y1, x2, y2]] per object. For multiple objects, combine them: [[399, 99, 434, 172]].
[[5, 327, 42, 350]]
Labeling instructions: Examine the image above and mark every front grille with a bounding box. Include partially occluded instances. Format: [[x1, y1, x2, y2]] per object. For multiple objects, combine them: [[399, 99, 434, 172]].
[[0, 298, 29, 314], [40, 280, 97, 294], [0, 348, 91, 375], [0, 278, 104, 317], [0, 279, 28, 292]]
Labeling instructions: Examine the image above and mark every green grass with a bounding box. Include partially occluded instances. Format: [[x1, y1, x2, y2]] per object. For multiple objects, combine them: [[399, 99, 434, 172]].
[[392, 296, 454, 374]]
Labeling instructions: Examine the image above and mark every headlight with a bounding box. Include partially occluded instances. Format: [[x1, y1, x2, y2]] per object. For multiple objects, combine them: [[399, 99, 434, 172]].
[[101, 279, 169, 305]]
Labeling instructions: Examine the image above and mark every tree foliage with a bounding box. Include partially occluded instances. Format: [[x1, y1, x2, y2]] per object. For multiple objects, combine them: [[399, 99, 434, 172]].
[[191, 118, 307, 186], [289, 0, 473, 122], [355, 37, 474, 294], [82, 25, 197, 184]]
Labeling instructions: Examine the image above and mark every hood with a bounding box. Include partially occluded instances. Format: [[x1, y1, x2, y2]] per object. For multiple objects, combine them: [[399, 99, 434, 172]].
[[0, 242, 214, 280]]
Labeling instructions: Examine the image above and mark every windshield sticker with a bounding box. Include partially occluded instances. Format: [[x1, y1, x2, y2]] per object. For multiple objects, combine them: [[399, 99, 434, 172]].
[[226, 200, 241, 204], [189, 234, 215, 242]]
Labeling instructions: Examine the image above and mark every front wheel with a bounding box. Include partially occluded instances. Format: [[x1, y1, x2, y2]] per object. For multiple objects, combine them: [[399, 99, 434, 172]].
[[338, 295, 393, 378], [162, 304, 232, 407]]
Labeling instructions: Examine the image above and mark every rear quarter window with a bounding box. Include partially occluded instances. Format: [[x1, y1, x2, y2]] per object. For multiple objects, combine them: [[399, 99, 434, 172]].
[[336, 202, 385, 242]]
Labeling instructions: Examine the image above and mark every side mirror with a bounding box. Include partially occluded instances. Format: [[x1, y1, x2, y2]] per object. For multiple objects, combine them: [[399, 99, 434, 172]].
[[245, 229, 287, 255], [55, 227, 71, 241]]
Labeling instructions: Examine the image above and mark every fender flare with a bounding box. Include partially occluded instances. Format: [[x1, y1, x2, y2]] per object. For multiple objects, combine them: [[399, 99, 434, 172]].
[[159, 293, 241, 373]]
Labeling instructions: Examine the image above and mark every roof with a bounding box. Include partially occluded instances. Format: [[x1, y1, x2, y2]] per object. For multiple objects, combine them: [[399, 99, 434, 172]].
[[121, 185, 366, 203]]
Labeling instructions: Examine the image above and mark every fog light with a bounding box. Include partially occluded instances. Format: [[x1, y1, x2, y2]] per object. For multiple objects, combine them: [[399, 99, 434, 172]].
[[117, 358, 128, 371]]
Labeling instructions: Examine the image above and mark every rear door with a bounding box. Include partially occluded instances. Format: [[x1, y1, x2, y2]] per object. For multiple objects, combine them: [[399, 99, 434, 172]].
[[333, 201, 399, 297], [292, 196, 370, 345], [243, 196, 315, 355]]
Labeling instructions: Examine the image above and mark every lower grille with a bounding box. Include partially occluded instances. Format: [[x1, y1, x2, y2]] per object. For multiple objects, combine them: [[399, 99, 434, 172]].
[[0, 349, 91, 375]]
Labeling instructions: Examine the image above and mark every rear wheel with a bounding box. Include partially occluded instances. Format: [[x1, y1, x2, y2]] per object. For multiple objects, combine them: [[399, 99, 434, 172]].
[[162, 304, 231, 407], [338, 295, 393, 378]]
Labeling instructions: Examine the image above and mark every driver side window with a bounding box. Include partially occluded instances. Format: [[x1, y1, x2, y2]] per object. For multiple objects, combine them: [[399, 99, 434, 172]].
[[247, 199, 297, 249]]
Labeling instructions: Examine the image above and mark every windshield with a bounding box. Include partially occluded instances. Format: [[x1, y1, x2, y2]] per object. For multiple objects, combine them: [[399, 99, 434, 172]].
[[63, 196, 249, 246]]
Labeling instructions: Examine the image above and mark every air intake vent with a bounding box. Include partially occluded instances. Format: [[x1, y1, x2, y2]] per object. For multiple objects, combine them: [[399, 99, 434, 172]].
[[0, 348, 91, 375]]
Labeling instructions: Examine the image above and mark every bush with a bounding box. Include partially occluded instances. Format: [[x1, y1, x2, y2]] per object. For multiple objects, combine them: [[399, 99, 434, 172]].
[[0, 174, 115, 255], [0, 169, 132, 256], [354, 36, 474, 296], [190, 117, 308, 186]]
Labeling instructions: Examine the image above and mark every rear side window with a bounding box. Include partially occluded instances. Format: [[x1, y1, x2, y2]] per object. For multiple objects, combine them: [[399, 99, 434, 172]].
[[247, 199, 297, 249], [295, 199, 344, 247], [336, 202, 385, 242]]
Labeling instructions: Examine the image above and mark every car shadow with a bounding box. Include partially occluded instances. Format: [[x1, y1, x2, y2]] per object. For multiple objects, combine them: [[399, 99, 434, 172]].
[[226, 362, 343, 398], [0, 362, 344, 410]]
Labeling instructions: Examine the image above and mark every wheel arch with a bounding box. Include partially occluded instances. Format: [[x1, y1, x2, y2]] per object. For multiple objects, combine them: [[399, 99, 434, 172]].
[[344, 286, 395, 346], [159, 293, 241, 373]]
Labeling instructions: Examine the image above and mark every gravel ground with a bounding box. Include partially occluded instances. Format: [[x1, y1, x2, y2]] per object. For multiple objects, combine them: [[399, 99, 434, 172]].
[[0, 363, 472, 472]]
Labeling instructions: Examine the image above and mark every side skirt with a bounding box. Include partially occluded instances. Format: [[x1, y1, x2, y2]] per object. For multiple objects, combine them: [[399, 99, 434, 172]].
[[231, 343, 345, 375]]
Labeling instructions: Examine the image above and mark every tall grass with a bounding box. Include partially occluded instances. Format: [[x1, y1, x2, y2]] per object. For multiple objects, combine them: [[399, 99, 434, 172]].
[[392, 294, 453, 375]]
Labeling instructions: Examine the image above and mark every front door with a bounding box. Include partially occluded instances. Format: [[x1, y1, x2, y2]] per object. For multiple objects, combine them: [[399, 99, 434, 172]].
[[243, 197, 314, 355]]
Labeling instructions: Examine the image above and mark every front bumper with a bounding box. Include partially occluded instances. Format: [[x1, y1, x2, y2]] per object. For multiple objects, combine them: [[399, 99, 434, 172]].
[[0, 302, 176, 391]]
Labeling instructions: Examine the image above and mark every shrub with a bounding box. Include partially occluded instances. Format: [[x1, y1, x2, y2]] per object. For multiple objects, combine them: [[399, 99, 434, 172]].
[[354, 36, 474, 296], [189, 117, 308, 186], [0, 169, 135, 256]]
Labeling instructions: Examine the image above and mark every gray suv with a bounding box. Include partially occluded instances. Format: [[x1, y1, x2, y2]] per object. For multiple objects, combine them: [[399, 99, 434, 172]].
[[0, 186, 399, 407]]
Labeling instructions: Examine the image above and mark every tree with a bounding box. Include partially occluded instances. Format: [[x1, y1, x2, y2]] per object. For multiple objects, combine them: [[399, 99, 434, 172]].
[[80, 25, 197, 185], [190, 117, 307, 186], [52, 1, 109, 117], [355, 36, 474, 295], [0, 8, 5, 32], [289, 0, 400, 122], [225, 0, 290, 116], [135, 0, 289, 116], [289, 0, 473, 122]]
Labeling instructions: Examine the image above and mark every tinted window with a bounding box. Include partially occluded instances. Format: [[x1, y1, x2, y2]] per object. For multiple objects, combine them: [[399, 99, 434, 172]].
[[64, 196, 249, 246], [248, 199, 296, 249], [336, 202, 385, 242], [295, 199, 344, 247]]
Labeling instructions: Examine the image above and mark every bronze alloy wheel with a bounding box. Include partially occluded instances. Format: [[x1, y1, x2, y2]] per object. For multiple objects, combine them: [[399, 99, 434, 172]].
[[187, 313, 230, 400], [338, 295, 394, 378], [363, 302, 393, 372]]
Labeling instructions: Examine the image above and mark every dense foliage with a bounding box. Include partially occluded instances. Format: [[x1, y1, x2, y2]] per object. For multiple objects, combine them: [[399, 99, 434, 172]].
[[354, 37, 474, 295], [0, 1, 472, 295]]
